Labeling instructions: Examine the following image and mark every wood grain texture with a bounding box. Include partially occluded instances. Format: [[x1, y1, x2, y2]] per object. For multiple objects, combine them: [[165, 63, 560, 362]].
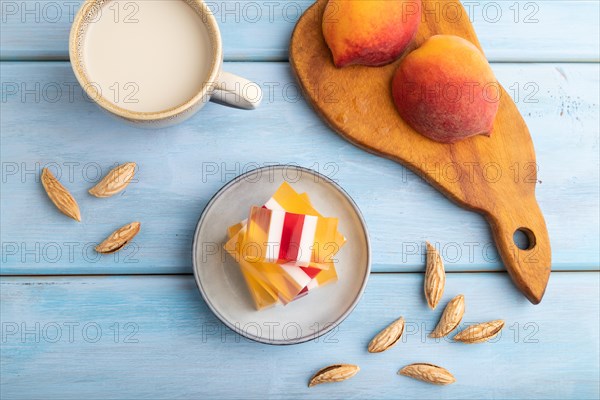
[[291, 0, 554, 302], [1, 62, 598, 275], [1, 273, 599, 399], [1, 1, 598, 62], [1, 0, 598, 397]]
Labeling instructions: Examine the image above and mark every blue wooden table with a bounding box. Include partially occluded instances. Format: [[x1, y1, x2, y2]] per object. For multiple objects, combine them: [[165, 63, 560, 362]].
[[1, 1, 599, 398]]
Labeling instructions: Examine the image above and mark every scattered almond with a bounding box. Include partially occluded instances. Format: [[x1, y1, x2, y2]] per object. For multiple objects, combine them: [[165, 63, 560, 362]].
[[399, 363, 456, 385], [430, 294, 465, 338], [89, 162, 136, 198], [368, 317, 404, 353], [308, 364, 359, 387], [454, 319, 505, 344], [424, 241, 445, 309], [41, 168, 81, 222], [96, 222, 141, 254]]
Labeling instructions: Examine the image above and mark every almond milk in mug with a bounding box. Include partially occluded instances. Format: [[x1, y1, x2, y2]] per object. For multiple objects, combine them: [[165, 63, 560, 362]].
[[70, 0, 262, 127]]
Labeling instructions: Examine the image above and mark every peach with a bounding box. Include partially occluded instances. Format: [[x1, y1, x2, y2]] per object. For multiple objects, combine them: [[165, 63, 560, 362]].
[[392, 35, 500, 143], [322, 0, 421, 68]]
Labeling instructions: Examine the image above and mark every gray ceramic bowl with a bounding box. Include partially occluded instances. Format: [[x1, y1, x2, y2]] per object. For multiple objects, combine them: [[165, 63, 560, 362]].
[[192, 165, 370, 344]]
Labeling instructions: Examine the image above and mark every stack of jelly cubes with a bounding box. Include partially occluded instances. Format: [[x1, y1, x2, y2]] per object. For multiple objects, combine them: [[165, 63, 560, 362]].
[[224, 182, 345, 310]]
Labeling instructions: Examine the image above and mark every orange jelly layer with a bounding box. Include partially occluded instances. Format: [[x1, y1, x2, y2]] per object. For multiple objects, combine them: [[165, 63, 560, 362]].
[[225, 225, 312, 304]]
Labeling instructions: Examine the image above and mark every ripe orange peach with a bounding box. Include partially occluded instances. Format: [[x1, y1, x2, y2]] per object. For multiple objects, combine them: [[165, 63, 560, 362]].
[[322, 0, 421, 68], [392, 35, 500, 143]]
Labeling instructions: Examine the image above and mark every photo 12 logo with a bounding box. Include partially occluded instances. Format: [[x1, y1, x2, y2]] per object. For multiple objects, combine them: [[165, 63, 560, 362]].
[[2, 321, 140, 344], [1, 161, 140, 185], [200, 162, 340, 184], [1, 241, 140, 265], [1, 1, 80, 24], [200, 321, 340, 344]]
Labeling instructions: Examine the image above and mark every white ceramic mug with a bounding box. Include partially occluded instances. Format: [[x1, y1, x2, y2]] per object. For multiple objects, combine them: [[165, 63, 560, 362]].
[[69, 0, 262, 127]]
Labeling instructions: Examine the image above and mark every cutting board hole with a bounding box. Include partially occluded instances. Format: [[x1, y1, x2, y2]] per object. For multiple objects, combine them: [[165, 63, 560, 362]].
[[513, 228, 536, 250]]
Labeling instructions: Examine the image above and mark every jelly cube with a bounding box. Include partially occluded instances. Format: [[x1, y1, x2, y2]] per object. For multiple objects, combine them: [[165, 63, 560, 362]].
[[224, 183, 344, 308]]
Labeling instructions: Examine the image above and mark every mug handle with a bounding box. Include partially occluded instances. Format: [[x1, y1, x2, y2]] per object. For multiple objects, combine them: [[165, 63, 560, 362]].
[[211, 71, 262, 110]]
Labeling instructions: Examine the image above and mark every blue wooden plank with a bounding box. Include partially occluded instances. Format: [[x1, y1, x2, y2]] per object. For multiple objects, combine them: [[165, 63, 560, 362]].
[[1, 61, 598, 274], [1, 0, 599, 62], [1, 273, 598, 399]]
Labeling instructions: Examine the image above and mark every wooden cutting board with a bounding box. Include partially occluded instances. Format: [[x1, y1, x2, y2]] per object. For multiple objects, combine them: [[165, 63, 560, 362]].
[[290, 0, 551, 304]]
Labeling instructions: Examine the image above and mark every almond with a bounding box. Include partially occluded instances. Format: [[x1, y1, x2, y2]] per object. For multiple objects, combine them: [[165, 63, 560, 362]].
[[424, 241, 445, 309], [430, 294, 465, 338], [308, 364, 359, 387], [399, 363, 456, 385], [96, 222, 141, 254], [368, 317, 404, 353], [89, 162, 136, 198], [41, 168, 81, 222], [454, 319, 505, 343]]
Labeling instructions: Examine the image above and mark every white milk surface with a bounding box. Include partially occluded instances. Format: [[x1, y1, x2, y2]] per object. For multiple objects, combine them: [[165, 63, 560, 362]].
[[83, 0, 212, 113]]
